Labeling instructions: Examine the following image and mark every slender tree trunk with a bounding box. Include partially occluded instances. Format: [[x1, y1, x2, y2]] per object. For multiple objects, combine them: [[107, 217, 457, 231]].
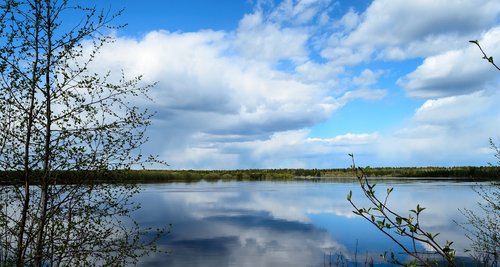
[[16, 1, 41, 266], [35, 1, 52, 265]]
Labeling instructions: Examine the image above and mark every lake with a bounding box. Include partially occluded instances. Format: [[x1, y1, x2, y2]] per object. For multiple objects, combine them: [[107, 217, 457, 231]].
[[133, 179, 490, 266]]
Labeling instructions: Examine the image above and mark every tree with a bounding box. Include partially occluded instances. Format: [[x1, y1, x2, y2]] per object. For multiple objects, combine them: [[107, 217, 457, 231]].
[[0, 0, 163, 266], [461, 40, 500, 267], [457, 139, 499, 267], [460, 171, 499, 265]]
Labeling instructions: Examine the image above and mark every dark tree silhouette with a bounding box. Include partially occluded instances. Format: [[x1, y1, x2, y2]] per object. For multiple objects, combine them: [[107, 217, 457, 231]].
[[0, 1, 164, 266]]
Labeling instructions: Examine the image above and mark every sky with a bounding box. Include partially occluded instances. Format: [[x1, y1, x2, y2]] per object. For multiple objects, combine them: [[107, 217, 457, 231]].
[[89, 0, 500, 169]]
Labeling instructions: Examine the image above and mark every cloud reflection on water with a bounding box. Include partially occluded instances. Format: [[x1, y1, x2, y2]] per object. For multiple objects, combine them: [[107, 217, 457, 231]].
[[134, 180, 485, 266]]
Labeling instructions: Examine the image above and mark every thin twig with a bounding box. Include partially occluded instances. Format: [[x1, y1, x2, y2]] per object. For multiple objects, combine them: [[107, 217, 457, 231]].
[[469, 40, 500, 71]]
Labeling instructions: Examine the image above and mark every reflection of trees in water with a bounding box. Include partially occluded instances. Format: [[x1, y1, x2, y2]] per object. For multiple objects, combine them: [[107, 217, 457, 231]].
[[0, 182, 163, 266]]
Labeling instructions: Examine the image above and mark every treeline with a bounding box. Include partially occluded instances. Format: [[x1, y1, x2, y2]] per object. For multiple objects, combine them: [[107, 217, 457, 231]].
[[121, 166, 499, 183], [322, 166, 500, 179], [0, 169, 297, 185], [121, 169, 298, 183], [1, 166, 498, 184]]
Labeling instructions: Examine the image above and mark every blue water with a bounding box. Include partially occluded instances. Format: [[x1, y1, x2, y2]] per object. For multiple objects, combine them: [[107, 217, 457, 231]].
[[133, 180, 487, 266]]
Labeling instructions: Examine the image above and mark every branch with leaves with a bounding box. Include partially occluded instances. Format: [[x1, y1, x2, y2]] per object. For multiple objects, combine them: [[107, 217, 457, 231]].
[[0, 1, 166, 266], [346, 154, 456, 267], [463, 40, 500, 266], [469, 40, 500, 71]]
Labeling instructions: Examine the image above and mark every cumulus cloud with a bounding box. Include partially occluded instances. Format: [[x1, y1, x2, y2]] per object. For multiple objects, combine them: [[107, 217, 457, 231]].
[[338, 8, 360, 31], [84, 0, 500, 168], [343, 0, 500, 59], [398, 27, 500, 98], [266, 0, 334, 25], [352, 69, 381, 87], [235, 12, 309, 62], [414, 91, 495, 124], [89, 28, 339, 168], [302, 89, 500, 168], [372, 89, 500, 166], [320, 45, 373, 65]]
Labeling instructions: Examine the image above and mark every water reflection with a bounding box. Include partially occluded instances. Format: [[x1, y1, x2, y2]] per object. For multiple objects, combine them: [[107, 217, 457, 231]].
[[0, 183, 161, 266], [135, 180, 486, 266]]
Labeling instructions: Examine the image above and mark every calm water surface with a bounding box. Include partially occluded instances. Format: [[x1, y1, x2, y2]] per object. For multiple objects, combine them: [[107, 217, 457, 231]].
[[133, 179, 488, 266]]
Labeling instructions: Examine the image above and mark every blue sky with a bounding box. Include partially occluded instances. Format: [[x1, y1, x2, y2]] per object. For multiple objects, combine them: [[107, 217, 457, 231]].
[[90, 0, 500, 169]]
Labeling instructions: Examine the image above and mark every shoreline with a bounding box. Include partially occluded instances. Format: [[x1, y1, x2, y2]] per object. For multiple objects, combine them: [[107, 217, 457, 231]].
[[1, 166, 498, 185]]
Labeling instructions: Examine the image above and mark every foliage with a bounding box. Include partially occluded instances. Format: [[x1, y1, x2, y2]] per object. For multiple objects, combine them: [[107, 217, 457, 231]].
[[489, 138, 500, 167], [0, 0, 164, 266], [347, 155, 457, 267], [0, 184, 166, 266], [346, 40, 500, 266], [458, 40, 500, 266], [459, 139, 499, 266], [460, 183, 499, 266]]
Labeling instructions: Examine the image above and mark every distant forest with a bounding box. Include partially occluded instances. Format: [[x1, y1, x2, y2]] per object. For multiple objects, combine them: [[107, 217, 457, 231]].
[[127, 166, 500, 182], [1, 166, 498, 184]]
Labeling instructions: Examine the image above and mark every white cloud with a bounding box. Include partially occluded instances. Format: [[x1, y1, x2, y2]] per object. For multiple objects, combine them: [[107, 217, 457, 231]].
[[398, 27, 500, 98], [414, 91, 494, 124], [320, 45, 373, 65], [344, 0, 500, 59], [268, 0, 334, 25], [373, 89, 500, 166], [337, 88, 387, 103], [338, 8, 360, 31], [352, 69, 380, 87], [210, 130, 380, 169], [307, 132, 379, 146], [294, 61, 343, 84], [235, 12, 309, 62], [89, 26, 342, 168], [82, 0, 500, 168]]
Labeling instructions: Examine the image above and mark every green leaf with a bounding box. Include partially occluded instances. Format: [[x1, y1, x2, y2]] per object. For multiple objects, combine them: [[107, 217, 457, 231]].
[[425, 232, 434, 239], [387, 187, 393, 195], [416, 204, 426, 214]]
